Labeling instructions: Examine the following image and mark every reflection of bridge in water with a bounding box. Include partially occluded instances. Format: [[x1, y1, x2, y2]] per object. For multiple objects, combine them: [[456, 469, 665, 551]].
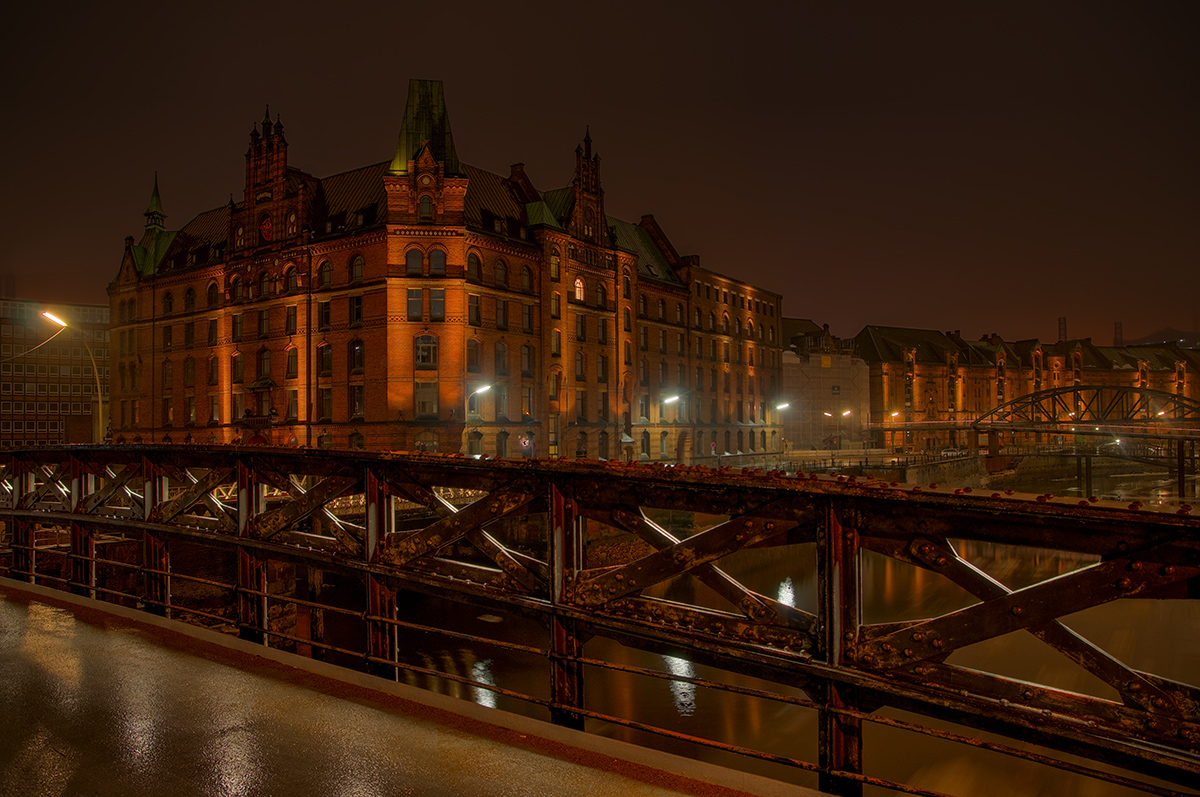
[[1, 445, 1198, 796]]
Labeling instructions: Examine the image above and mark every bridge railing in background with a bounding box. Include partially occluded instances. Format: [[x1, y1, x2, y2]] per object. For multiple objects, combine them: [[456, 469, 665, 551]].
[[0, 445, 1197, 797]]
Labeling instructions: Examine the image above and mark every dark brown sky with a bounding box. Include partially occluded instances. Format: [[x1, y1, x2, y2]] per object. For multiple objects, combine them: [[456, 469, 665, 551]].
[[2, 1, 1196, 343]]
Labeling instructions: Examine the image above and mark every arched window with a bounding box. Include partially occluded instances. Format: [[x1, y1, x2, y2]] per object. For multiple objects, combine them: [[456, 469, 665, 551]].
[[521, 265, 533, 292], [429, 250, 446, 275], [735, 318, 742, 336], [207, 283, 219, 308], [622, 274, 631, 299], [708, 311, 716, 331], [575, 352, 585, 381], [638, 294, 647, 316], [768, 326, 774, 343], [576, 431, 588, 458], [467, 253, 481, 282], [521, 344, 535, 374], [235, 225, 245, 249], [693, 308, 700, 327], [257, 348, 271, 379], [286, 347, 298, 378], [495, 260, 508, 288], [348, 339, 364, 372], [418, 195, 433, 220], [676, 303, 684, 324], [208, 357, 218, 385], [285, 267, 298, 292], [467, 339, 480, 372], [623, 308, 631, 332], [722, 314, 730, 334], [163, 292, 174, 314], [659, 431, 669, 460], [573, 278, 585, 302], [550, 248, 561, 281], [184, 357, 195, 386], [162, 360, 173, 387], [415, 335, 438, 369], [596, 283, 607, 308], [640, 431, 650, 457], [317, 344, 331, 376], [349, 431, 365, 449], [259, 272, 271, 298], [318, 262, 333, 288], [184, 289, 195, 312], [230, 277, 243, 303], [468, 431, 483, 456], [405, 249, 422, 276], [657, 299, 665, 320], [350, 255, 365, 283], [494, 341, 508, 374], [286, 211, 297, 237]]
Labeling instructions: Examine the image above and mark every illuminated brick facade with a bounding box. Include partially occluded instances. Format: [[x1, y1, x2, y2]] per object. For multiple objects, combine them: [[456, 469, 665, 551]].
[[108, 80, 784, 460]]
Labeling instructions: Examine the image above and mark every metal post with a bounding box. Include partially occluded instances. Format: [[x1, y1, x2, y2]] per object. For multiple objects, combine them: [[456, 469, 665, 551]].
[[549, 483, 585, 730], [1178, 441, 1186, 502], [1085, 455, 1093, 499], [69, 457, 96, 598], [236, 461, 268, 644], [11, 462, 35, 583], [817, 498, 864, 796], [141, 456, 171, 614], [365, 468, 397, 678]]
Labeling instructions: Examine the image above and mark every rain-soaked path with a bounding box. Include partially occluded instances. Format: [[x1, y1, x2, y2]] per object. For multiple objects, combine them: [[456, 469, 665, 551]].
[[0, 581, 807, 797]]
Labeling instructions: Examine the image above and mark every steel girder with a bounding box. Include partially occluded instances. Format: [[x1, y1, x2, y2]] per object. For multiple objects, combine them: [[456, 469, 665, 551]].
[[0, 445, 1198, 795]]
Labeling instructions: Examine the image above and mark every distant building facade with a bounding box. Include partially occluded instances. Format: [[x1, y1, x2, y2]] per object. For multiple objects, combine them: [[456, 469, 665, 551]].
[[780, 319, 869, 450], [855, 325, 1200, 452], [0, 299, 111, 446], [107, 80, 785, 460]]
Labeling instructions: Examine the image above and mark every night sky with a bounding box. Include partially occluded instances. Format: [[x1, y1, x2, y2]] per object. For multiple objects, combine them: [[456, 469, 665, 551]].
[[2, 1, 1195, 344]]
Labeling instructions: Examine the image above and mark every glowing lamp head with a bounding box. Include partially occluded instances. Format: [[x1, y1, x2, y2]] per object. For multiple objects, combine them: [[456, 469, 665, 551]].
[[42, 311, 67, 327]]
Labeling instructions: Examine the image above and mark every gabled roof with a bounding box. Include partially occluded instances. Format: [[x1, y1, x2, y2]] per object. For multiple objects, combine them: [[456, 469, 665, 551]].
[[319, 160, 388, 222], [462, 164, 526, 229], [609, 216, 683, 286], [854, 326, 963, 365]]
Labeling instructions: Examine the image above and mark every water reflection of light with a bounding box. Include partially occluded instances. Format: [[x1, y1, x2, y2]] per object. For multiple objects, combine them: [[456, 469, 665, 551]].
[[470, 659, 498, 708], [776, 577, 795, 608], [662, 655, 696, 716]]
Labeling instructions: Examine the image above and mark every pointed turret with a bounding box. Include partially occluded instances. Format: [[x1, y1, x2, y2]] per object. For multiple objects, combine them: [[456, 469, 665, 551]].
[[144, 173, 166, 230], [389, 79, 462, 175]]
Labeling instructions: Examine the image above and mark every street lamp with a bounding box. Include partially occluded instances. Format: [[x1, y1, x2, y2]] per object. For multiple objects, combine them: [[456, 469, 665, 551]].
[[464, 384, 491, 456], [42, 311, 108, 443]]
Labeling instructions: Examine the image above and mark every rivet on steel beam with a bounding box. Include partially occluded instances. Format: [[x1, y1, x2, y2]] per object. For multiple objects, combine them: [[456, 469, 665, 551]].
[[919, 545, 931, 555], [1127, 683, 1142, 692], [903, 648, 914, 657], [1129, 561, 1142, 571], [882, 643, 893, 652], [932, 639, 944, 649], [934, 556, 947, 566], [1011, 606, 1024, 616], [1022, 690, 1033, 700], [1146, 720, 1160, 730], [1153, 697, 1166, 708], [1163, 565, 1176, 576], [844, 631, 855, 641], [743, 519, 754, 528], [765, 522, 775, 531], [861, 654, 875, 665], [912, 632, 925, 641], [1115, 578, 1132, 590]]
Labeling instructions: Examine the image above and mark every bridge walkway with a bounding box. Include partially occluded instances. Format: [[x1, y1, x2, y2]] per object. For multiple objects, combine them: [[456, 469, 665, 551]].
[[0, 581, 808, 797]]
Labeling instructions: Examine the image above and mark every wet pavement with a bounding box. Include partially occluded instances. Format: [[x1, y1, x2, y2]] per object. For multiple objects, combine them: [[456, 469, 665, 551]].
[[0, 582, 806, 797]]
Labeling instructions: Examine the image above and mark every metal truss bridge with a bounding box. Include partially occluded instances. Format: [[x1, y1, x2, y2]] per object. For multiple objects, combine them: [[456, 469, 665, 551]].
[[1, 446, 1198, 796]]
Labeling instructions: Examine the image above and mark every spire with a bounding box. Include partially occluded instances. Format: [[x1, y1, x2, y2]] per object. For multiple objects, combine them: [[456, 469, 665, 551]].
[[583, 125, 592, 158], [263, 105, 272, 129], [389, 79, 461, 175], [144, 172, 166, 230]]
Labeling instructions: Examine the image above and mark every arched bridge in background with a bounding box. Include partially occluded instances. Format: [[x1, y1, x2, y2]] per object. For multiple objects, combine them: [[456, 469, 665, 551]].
[[1, 446, 1198, 796], [974, 385, 1200, 440]]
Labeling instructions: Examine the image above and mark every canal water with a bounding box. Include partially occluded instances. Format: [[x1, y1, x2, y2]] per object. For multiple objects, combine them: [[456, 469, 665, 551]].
[[383, 471, 1200, 797]]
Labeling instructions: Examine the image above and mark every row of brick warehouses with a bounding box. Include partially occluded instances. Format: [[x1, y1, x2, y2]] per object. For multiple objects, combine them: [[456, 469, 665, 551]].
[[107, 80, 786, 461], [853, 325, 1200, 453]]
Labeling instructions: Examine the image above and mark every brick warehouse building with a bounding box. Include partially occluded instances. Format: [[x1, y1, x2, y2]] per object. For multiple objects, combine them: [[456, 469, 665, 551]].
[[108, 80, 785, 460]]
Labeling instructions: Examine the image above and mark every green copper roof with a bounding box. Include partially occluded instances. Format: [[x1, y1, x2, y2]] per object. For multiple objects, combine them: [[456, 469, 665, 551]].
[[389, 79, 461, 176], [524, 200, 562, 229]]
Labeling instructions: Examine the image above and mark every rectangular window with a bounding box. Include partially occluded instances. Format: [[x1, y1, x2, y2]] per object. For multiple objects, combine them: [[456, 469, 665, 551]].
[[287, 389, 298, 419], [231, 354, 243, 383], [349, 384, 364, 419], [286, 348, 298, 378], [496, 299, 508, 330], [317, 302, 331, 331], [598, 318, 608, 344], [163, 326, 173, 350], [184, 322, 195, 349], [408, 289, 423, 320], [575, 313, 586, 341], [186, 396, 196, 424], [414, 382, 438, 418], [319, 387, 332, 421], [576, 389, 587, 421], [285, 305, 297, 334], [550, 292, 560, 318], [349, 295, 363, 327], [639, 327, 648, 351], [232, 314, 243, 341], [659, 330, 666, 353], [597, 355, 608, 383], [495, 385, 508, 420], [162, 397, 173, 426], [258, 309, 270, 338], [522, 304, 533, 333], [598, 391, 609, 420], [521, 387, 534, 418], [208, 319, 218, 346], [430, 289, 445, 322], [468, 294, 481, 326], [210, 396, 220, 425]]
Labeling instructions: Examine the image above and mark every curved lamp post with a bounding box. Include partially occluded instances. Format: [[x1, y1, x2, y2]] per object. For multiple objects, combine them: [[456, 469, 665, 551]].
[[43, 311, 108, 443]]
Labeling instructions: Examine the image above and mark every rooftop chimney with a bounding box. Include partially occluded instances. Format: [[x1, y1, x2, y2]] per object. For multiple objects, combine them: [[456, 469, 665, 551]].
[[1114, 321, 1123, 347], [1058, 317, 1067, 343]]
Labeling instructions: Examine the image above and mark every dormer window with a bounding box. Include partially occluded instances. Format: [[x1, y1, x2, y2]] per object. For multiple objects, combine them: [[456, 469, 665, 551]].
[[163, 292, 174, 315]]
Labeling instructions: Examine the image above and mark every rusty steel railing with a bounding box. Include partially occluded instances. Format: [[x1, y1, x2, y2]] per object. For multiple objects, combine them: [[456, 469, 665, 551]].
[[0, 445, 1197, 796]]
